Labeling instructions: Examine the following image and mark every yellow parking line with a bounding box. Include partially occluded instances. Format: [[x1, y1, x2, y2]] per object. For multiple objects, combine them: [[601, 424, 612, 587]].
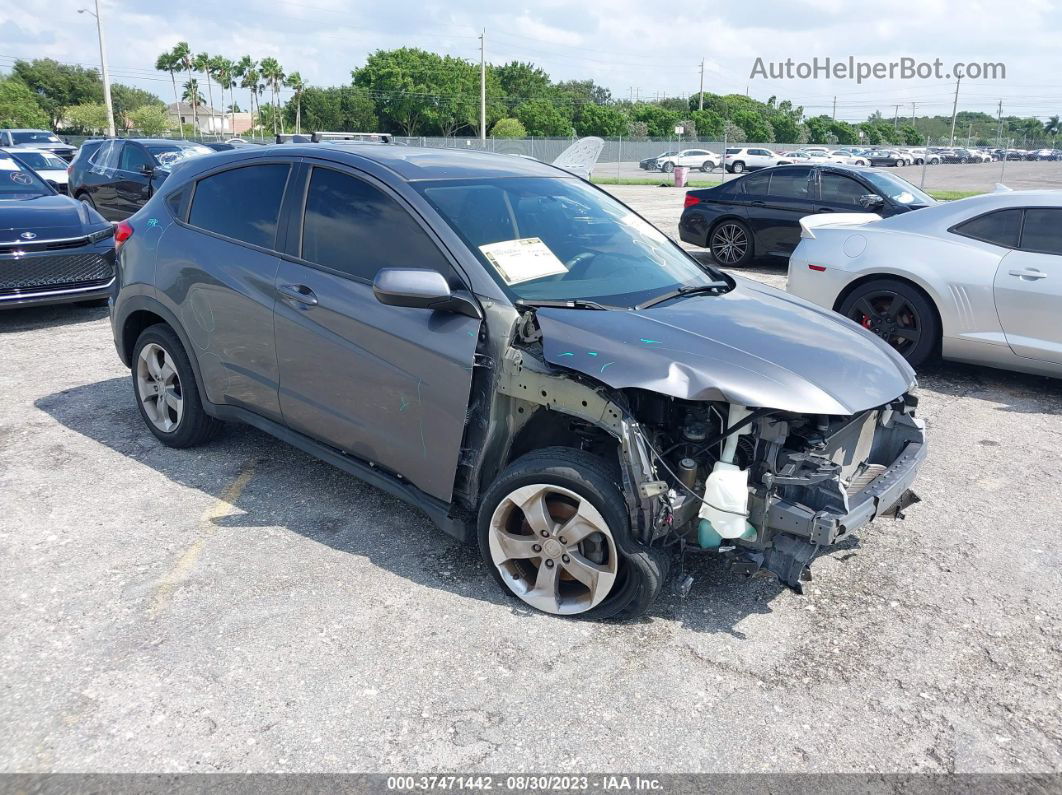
[[150, 464, 255, 618]]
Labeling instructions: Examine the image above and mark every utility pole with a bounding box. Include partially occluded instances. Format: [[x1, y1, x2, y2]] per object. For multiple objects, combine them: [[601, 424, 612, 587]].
[[79, 0, 115, 137], [832, 96, 836, 120], [996, 100, 1003, 147], [894, 104, 900, 131], [948, 76, 961, 145], [910, 102, 917, 126], [698, 59, 704, 110], [479, 28, 486, 143]]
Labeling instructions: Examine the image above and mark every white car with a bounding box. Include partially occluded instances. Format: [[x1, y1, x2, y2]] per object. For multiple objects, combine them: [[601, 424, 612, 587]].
[[2, 147, 69, 193], [656, 148, 719, 173], [787, 190, 1062, 377], [723, 147, 781, 173]]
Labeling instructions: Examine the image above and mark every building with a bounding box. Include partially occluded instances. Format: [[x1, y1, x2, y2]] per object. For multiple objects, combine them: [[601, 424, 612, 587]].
[[165, 103, 254, 135]]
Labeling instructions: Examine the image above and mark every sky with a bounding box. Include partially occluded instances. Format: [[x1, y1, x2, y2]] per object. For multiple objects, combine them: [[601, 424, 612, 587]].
[[2, 0, 1061, 123]]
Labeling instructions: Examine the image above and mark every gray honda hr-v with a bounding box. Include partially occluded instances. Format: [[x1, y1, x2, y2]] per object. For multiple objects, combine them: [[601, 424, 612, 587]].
[[110, 143, 926, 619]]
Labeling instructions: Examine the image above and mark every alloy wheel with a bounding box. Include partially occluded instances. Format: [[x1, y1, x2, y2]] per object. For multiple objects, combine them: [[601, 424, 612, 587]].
[[487, 484, 618, 615], [847, 290, 922, 356], [711, 223, 749, 265], [136, 342, 184, 433]]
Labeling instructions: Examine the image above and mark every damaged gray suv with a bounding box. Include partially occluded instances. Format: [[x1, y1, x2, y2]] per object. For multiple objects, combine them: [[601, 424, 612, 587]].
[[110, 144, 926, 619]]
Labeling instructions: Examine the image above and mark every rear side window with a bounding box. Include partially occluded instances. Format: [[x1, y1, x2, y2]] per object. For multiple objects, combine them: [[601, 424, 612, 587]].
[[1019, 209, 1062, 255], [119, 144, 153, 173], [188, 164, 289, 249], [300, 167, 451, 282], [741, 172, 770, 195], [767, 168, 811, 199], [951, 209, 1022, 248]]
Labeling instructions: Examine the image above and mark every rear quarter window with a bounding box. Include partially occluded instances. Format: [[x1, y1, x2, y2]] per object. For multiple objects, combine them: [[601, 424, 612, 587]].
[[188, 164, 290, 249], [950, 208, 1022, 248]]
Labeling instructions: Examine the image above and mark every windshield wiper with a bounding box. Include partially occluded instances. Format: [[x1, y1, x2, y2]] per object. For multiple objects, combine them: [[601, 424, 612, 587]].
[[516, 298, 615, 310], [636, 281, 730, 310]]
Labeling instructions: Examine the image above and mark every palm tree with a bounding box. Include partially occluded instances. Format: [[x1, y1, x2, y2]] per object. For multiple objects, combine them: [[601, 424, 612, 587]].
[[285, 71, 305, 134], [259, 57, 284, 135], [173, 42, 196, 132], [236, 56, 259, 134], [194, 52, 216, 134], [182, 80, 205, 110], [213, 57, 235, 137], [154, 51, 184, 138]]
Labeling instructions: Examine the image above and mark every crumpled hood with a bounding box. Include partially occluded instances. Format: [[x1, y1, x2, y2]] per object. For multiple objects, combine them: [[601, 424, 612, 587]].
[[0, 194, 103, 239], [537, 277, 916, 415]]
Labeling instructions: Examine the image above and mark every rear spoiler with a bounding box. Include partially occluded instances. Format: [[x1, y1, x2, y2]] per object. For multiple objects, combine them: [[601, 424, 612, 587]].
[[799, 212, 881, 239]]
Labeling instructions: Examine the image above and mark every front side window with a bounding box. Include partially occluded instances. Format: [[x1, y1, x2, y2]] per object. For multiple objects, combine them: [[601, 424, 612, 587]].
[[418, 176, 727, 307], [820, 173, 870, 205], [951, 208, 1022, 248], [300, 167, 452, 282], [768, 168, 811, 199], [119, 144, 154, 173], [90, 140, 121, 172], [1019, 208, 1062, 255], [188, 164, 289, 249]]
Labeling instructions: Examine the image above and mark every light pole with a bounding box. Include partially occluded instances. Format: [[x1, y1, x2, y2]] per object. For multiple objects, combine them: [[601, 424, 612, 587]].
[[78, 0, 115, 138]]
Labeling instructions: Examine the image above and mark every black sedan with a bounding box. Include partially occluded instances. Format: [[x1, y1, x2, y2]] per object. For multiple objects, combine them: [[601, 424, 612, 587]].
[[863, 149, 906, 167], [678, 163, 936, 267], [0, 150, 116, 309], [639, 151, 676, 170], [68, 138, 213, 221]]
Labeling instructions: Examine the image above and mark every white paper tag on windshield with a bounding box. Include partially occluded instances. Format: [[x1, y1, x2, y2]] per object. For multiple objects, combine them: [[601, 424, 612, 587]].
[[479, 237, 568, 285], [0, 160, 19, 171]]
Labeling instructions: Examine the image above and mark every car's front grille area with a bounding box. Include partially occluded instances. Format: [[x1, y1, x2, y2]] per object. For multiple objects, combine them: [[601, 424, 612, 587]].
[[0, 253, 114, 294]]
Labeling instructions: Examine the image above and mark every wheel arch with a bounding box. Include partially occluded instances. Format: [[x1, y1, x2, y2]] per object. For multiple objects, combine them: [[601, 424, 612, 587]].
[[832, 272, 944, 351]]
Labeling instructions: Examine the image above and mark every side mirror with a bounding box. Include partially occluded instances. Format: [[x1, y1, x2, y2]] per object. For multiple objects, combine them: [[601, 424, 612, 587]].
[[858, 193, 884, 210], [139, 164, 155, 177], [373, 268, 481, 319]]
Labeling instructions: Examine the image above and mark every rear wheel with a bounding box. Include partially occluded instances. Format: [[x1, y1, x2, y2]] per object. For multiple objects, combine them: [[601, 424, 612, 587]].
[[661, 161, 675, 173], [838, 279, 939, 367], [77, 192, 96, 210], [478, 448, 668, 620], [709, 219, 753, 267], [731, 161, 745, 173], [700, 160, 714, 172]]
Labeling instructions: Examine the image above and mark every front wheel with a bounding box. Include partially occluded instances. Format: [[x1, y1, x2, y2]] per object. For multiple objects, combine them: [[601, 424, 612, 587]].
[[838, 279, 939, 367], [77, 192, 96, 210], [661, 161, 674, 173], [478, 448, 668, 620]]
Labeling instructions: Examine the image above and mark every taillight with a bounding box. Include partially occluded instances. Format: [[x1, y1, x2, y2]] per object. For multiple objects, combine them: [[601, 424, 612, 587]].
[[683, 194, 701, 208], [115, 220, 133, 248], [808, 264, 826, 272]]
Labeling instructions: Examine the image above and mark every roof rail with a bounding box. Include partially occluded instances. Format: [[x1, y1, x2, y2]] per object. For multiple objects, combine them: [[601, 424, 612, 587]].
[[273, 131, 393, 145]]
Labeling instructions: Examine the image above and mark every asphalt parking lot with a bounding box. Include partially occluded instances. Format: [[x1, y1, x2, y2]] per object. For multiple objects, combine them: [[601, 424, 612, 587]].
[[2, 184, 1061, 774], [603, 159, 1062, 193]]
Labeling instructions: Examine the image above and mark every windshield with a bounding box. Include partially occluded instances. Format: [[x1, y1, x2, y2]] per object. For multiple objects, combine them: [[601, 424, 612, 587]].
[[11, 131, 62, 145], [417, 177, 726, 307], [146, 142, 212, 169], [861, 170, 935, 205], [0, 157, 53, 198], [11, 151, 66, 170]]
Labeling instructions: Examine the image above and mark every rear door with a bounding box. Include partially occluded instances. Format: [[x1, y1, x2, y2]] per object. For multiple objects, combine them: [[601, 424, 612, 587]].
[[85, 139, 122, 219], [994, 207, 1062, 364], [752, 166, 814, 255], [272, 162, 480, 501], [115, 142, 155, 218]]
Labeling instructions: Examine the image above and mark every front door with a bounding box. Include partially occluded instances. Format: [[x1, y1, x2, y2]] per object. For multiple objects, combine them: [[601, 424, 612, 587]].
[[115, 142, 155, 218], [273, 163, 480, 501], [994, 208, 1062, 365]]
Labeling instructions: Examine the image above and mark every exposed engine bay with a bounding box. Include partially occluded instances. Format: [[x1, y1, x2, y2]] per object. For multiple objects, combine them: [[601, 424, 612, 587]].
[[479, 308, 927, 592]]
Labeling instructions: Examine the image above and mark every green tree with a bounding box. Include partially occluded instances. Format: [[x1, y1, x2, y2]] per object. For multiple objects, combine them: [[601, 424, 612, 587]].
[[284, 86, 376, 133], [491, 117, 526, 138], [259, 57, 285, 135], [11, 58, 102, 128], [154, 51, 184, 138], [493, 61, 551, 110], [515, 98, 571, 136], [129, 105, 170, 136], [64, 102, 110, 134], [731, 109, 773, 142], [285, 71, 305, 133], [194, 52, 218, 131], [629, 103, 680, 137], [354, 48, 435, 135], [0, 77, 50, 128], [172, 42, 196, 130], [898, 124, 923, 145], [575, 102, 627, 137], [689, 109, 724, 139], [110, 84, 163, 129], [722, 120, 746, 143], [768, 113, 803, 143], [828, 120, 858, 145], [804, 115, 832, 144]]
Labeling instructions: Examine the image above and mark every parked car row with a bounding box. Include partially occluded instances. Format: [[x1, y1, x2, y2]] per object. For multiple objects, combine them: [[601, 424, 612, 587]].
[[679, 161, 1062, 381]]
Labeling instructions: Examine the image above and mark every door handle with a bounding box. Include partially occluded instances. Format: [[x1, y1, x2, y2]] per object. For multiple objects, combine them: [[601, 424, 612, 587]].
[[816, 207, 834, 213], [750, 200, 765, 206], [278, 283, 319, 305], [1008, 268, 1047, 281]]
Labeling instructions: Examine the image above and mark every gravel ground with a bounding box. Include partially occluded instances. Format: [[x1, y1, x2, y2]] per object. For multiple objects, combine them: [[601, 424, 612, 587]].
[[601, 159, 1062, 193], [1, 185, 1061, 774]]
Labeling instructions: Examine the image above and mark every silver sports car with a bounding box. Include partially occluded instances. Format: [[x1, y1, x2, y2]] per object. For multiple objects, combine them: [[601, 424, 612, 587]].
[[786, 190, 1062, 377]]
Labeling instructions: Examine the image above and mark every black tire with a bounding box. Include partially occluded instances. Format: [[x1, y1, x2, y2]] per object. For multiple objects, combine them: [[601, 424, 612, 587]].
[[477, 447, 669, 621], [838, 279, 939, 367], [731, 161, 745, 173], [700, 160, 714, 172], [661, 161, 674, 173], [131, 323, 222, 448], [708, 218, 754, 267], [77, 192, 96, 210]]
